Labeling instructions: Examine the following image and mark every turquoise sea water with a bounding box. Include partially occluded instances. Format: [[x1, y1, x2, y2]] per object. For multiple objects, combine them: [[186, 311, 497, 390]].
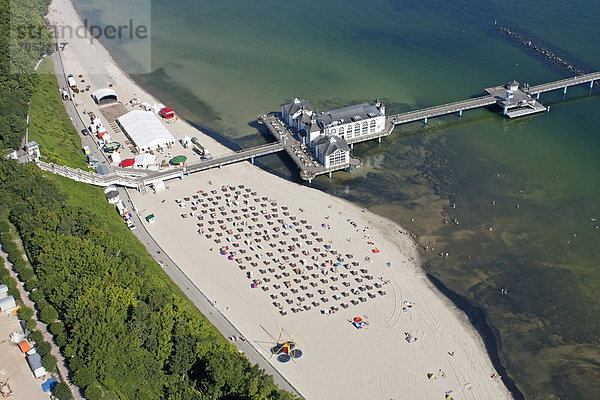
[[74, 0, 600, 398]]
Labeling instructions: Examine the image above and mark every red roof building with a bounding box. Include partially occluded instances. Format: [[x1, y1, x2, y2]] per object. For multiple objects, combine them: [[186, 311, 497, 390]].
[[18, 341, 31, 353], [159, 107, 175, 119]]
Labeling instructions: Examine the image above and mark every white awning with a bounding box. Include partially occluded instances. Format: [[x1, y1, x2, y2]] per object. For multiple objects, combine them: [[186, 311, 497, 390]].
[[92, 88, 118, 103], [117, 110, 176, 151]]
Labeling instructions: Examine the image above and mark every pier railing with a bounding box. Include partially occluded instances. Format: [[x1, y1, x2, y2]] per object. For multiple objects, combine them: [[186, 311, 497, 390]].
[[389, 95, 496, 125], [527, 71, 600, 94]]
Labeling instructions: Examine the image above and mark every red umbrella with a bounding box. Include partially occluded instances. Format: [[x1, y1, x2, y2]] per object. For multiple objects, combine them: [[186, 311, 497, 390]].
[[353, 317, 362, 322], [120, 158, 135, 167]]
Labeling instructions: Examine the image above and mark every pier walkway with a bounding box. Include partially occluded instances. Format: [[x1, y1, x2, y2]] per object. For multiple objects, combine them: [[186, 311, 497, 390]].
[[385, 71, 599, 128], [527, 71, 600, 95], [39, 72, 599, 188], [140, 142, 285, 186]]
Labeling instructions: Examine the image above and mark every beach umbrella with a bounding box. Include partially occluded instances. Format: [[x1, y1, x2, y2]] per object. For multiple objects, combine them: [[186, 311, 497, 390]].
[[251, 282, 257, 288], [119, 158, 135, 167], [353, 317, 362, 322], [171, 155, 187, 165], [386, 262, 391, 267], [427, 373, 435, 380], [372, 248, 380, 253]]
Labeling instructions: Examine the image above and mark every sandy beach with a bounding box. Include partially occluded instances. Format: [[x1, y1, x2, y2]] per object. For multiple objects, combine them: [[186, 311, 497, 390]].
[[46, 0, 513, 398]]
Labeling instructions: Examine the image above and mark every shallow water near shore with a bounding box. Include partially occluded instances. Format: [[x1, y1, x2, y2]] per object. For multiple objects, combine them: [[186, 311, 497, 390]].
[[73, 0, 600, 398]]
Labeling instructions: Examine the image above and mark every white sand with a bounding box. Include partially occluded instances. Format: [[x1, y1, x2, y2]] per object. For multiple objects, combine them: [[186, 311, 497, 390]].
[[47, 1, 513, 398]]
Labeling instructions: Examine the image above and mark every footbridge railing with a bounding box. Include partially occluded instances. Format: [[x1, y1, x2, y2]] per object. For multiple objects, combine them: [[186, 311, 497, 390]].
[[37, 161, 140, 189]]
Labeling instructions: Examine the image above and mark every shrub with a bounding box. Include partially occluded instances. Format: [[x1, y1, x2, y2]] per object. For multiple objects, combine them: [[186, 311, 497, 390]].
[[19, 267, 34, 282], [84, 385, 102, 400], [53, 381, 73, 400], [24, 277, 39, 291], [1, 241, 19, 260], [41, 353, 57, 373], [35, 298, 49, 311], [28, 330, 44, 344], [40, 305, 58, 324], [0, 220, 10, 233], [36, 340, 52, 357], [30, 288, 45, 303], [12, 259, 27, 274], [50, 321, 67, 347], [49, 321, 65, 336], [18, 306, 34, 320], [25, 318, 36, 330]]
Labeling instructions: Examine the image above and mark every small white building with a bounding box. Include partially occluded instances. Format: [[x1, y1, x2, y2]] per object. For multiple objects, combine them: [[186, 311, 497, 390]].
[[26, 352, 47, 378], [0, 295, 16, 314], [116, 110, 176, 152], [24, 141, 40, 162], [281, 98, 313, 129], [507, 80, 519, 91], [105, 190, 120, 205], [313, 135, 350, 168]]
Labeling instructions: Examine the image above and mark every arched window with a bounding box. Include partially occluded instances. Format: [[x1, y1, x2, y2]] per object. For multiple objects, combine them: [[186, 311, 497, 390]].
[[347, 126, 353, 137], [354, 124, 360, 136], [370, 119, 376, 133], [331, 128, 336, 134], [362, 121, 368, 134]]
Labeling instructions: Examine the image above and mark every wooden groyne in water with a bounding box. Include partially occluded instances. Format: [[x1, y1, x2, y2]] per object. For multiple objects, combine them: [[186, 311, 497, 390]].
[[495, 23, 594, 81]]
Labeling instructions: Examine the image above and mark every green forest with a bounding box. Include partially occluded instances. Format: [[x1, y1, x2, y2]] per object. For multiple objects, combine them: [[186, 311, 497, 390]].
[[0, 0, 294, 398]]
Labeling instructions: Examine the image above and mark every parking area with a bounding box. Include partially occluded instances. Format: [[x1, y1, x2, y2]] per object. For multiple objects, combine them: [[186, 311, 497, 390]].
[[0, 315, 50, 400]]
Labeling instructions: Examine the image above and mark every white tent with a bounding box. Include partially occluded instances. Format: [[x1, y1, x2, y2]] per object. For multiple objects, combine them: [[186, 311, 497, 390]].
[[152, 180, 166, 192], [92, 88, 118, 104], [134, 152, 156, 169], [116, 110, 176, 152]]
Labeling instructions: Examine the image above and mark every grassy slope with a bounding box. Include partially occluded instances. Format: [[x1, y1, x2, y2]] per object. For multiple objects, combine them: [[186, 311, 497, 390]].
[[28, 58, 88, 169]]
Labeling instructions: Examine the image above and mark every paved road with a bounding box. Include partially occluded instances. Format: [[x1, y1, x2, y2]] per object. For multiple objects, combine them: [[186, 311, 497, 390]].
[[118, 189, 303, 398]]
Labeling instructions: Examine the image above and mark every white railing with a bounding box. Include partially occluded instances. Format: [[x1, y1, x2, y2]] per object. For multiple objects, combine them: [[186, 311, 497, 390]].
[[37, 161, 140, 189]]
